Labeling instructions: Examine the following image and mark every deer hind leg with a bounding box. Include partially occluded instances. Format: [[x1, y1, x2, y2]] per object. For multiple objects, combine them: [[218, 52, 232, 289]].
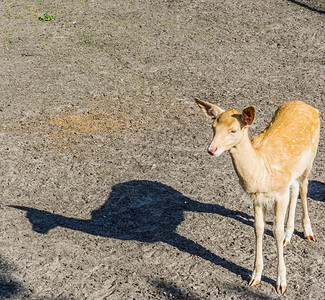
[[299, 177, 315, 242], [283, 180, 299, 247]]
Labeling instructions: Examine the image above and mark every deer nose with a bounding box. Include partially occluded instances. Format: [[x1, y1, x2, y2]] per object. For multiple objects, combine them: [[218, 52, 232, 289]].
[[207, 146, 217, 155]]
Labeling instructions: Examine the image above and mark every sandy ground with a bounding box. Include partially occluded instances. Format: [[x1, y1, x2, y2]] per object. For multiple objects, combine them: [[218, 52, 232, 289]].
[[0, 0, 324, 299]]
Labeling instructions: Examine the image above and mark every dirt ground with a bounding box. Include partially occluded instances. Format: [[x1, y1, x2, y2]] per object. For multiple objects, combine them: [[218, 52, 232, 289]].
[[0, 0, 324, 299]]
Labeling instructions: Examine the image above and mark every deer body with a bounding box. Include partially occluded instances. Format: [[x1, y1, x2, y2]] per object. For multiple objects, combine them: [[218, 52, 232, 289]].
[[195, 99, 320, 294]]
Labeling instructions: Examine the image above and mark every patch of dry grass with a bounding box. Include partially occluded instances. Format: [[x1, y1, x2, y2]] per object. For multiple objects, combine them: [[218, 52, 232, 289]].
[[7, 110, 151, 153], [49, 111, 130, 136]]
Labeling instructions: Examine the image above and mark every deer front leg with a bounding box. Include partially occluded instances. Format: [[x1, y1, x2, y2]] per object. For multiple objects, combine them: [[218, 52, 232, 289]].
[[249, 203, 265, 287], [274, 197, 289, 295]]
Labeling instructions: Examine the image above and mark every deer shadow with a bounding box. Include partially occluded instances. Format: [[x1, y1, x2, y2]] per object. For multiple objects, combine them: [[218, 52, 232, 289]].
[[0, 276, 20, 298], [11, 180, 275, 285], [0, 257, 21, 298], [308, 180, 325, 202], [286, 0, 325, 14]]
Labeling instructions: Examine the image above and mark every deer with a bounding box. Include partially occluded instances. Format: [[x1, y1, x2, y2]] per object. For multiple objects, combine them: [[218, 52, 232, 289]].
[[194, 98, 320, 294]]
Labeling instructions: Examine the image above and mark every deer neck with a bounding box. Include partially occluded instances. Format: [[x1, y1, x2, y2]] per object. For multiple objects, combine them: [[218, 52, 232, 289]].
[[229, 130, 265, 194]]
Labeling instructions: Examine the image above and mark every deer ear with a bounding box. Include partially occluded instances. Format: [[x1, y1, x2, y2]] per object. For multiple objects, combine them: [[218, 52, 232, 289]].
[[195, 98, 224, 119], [242, 106, 256, 126]]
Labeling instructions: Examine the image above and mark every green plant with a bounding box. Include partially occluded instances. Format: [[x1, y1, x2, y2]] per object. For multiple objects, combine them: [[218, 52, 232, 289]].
[[39, 11, 53, 21]]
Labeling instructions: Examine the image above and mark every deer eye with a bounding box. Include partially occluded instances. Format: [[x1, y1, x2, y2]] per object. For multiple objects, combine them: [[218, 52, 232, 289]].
[[229, 129, 237, 134]]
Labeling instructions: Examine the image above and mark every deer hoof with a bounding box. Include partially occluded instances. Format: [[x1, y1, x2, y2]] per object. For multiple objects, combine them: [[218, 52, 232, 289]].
[[283, 240, 290, 247], [248, 279, 260, 287], [306, 235, 316, 242], [276, 284, 286, 295]]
